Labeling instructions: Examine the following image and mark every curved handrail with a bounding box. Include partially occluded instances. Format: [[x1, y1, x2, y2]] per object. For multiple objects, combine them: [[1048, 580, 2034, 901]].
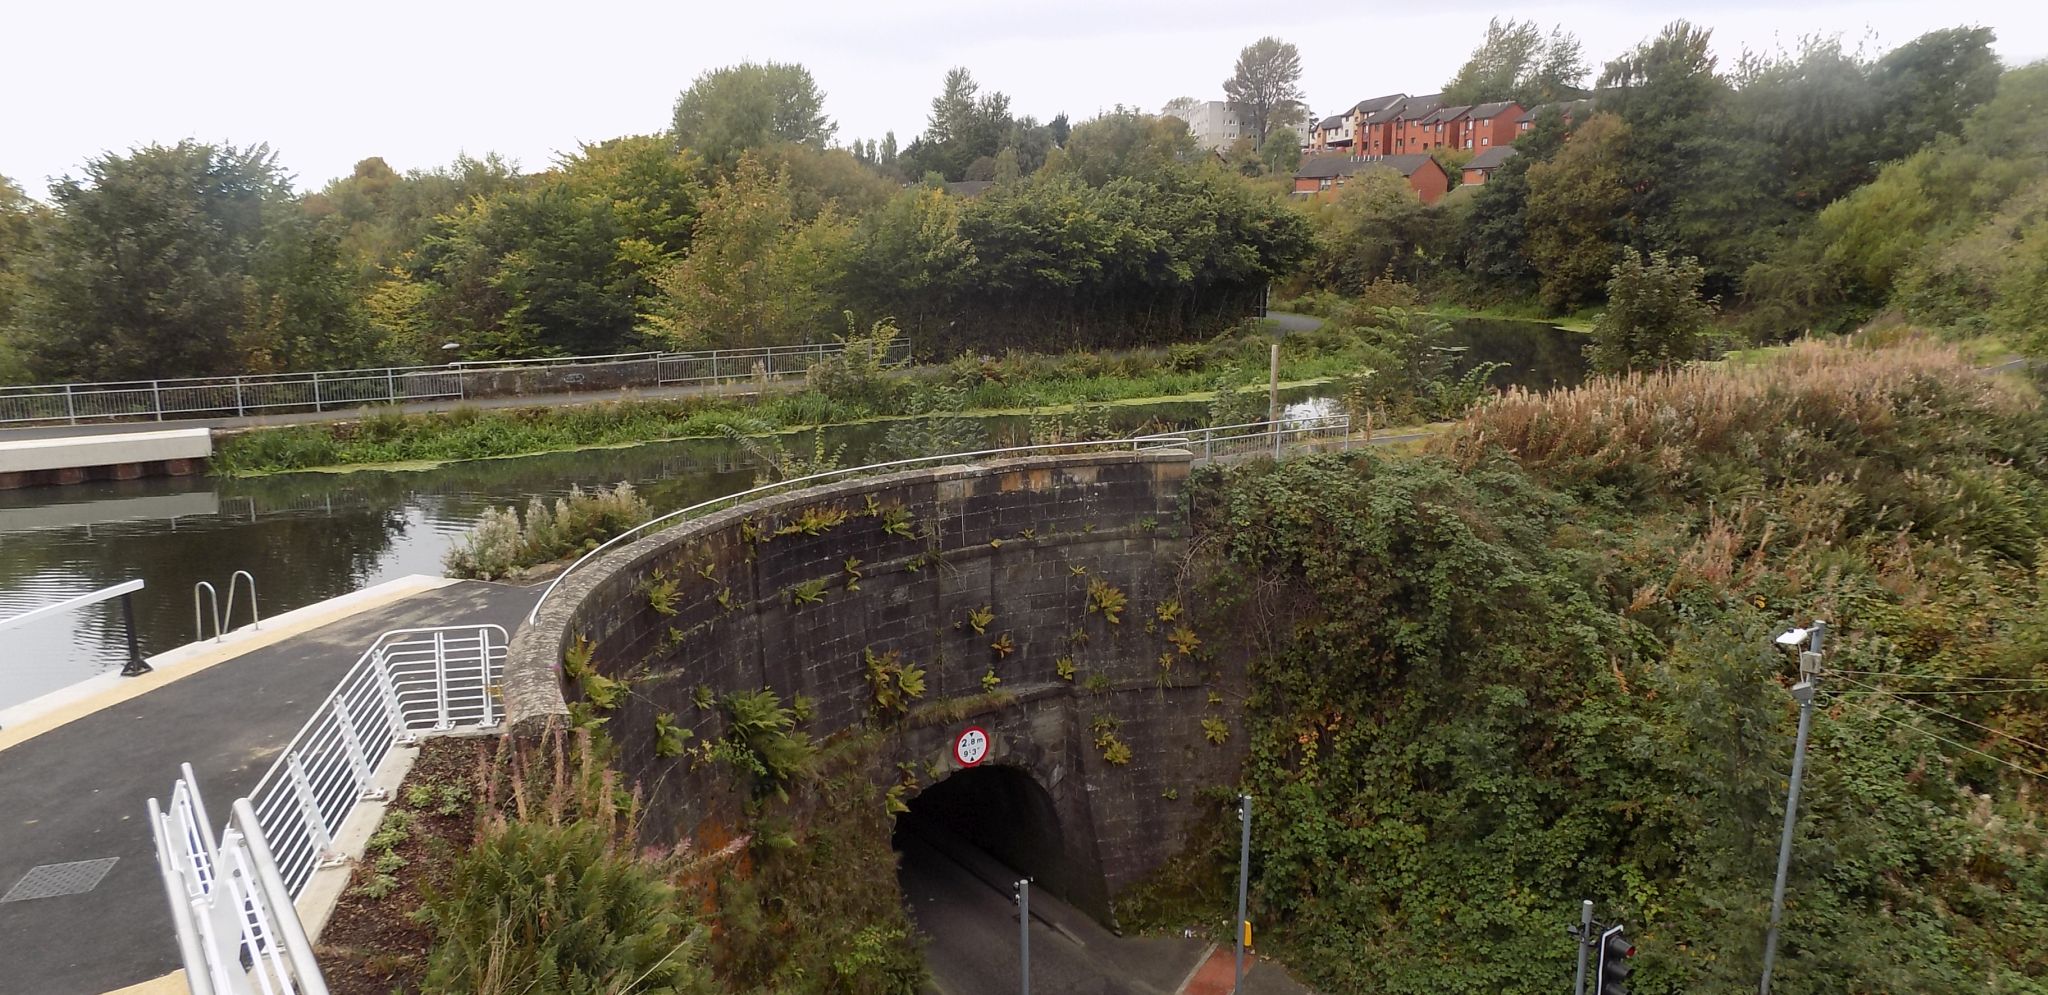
[[224, 570, 260, 633], [193, 582, 221, 642], [520, 415, 1349, 626]]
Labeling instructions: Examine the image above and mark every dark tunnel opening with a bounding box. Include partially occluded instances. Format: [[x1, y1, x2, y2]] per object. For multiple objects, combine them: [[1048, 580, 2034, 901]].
[[892, 763, 1089, 914]]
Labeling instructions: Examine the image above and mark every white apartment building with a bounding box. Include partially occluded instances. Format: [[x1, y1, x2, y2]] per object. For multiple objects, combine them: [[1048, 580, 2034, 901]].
[[1162, 99, 1244, 150]]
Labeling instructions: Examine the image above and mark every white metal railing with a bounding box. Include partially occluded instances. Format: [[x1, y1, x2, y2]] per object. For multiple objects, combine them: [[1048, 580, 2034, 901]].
[[527, 414, 1352, 624], [0, 339, 911, 427], [1, 578, 153, 676], [242, 624, 507, 897], [149, 765, 329, 995]]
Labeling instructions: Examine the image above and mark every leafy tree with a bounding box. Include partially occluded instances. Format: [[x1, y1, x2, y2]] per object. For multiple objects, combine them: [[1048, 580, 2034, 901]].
[[1455, 108, 1569, 295], [1259, 128, 1303, 176], [1442, 19, 1587, 106], [671, 61, 836, 171], [1871, 27, 2001, 161], [1049, 109, 1200, 186], [900, 68, 1022, 182], [384, 137, 701, 360], [1304, 168, 1436, 291], [0, 176, 46, 381], [1589, 249, 1716, 372], [642, 154, 851, 349], [1524, 113, 1633, 312], [1223, 37, 1307, 146], [7, 142, 374, 380]]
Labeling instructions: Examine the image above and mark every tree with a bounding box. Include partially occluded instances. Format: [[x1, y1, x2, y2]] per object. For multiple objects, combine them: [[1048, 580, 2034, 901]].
[[1590, 249, 1715, 371], [1525, 113, 1634, 312], [0, 176, 47, 381], [900, 68, 1021, 182], [671, 62, 836, 171], [1871, 27, 2001, 161], [1305, 168, 1437, 291], [1442, 19, 1587, 106], [641, 154, 851, 349], [1457, 107, 1570, 294], [7, 142, 374, 380], [1260, 128, 1303, 176], [1048, 109, 1199, 186], [1223, 37, 1307, 146]]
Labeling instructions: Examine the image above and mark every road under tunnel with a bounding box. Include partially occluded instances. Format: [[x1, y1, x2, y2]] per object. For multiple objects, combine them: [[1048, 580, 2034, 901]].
[[892, 764, 1210, 995]]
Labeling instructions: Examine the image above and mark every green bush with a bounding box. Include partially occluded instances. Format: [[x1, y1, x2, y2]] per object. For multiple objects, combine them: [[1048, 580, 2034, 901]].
[[444, 482, 651, 580]]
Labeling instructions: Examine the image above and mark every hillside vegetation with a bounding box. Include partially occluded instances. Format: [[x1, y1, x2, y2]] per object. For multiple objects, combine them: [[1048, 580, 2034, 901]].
[[1171, 340, 2048, 993]]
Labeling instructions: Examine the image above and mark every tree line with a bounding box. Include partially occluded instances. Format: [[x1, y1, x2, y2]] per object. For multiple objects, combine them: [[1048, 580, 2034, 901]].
[[1307, 21, 2045, 360], [0, 22, 2039, 385], [0, 57, 1313, 384]]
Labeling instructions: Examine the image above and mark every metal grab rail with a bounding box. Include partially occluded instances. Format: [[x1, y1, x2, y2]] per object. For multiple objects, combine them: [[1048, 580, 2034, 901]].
[[194, 582, 222, 643], [0, 339, 912, 427], [527, 415, 1352, 624], [242, 624, 508, 897], [225, 570, 261, 634], [0, 577, 153, 677], [148, 767, 330, 995]]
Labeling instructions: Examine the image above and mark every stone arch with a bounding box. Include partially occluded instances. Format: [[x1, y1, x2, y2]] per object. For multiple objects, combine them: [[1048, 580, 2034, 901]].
[[894, 761, 1106, 918]]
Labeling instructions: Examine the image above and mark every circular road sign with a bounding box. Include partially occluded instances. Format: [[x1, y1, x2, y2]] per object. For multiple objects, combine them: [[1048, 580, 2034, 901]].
[[954, 726, 990, 767]]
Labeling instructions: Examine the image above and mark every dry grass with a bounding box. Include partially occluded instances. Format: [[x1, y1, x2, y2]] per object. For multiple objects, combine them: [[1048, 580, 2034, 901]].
[[1441, 339, 2027, 495]]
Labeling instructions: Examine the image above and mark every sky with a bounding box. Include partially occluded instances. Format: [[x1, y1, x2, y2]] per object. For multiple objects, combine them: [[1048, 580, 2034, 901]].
[[3, 0, 2044, 194]]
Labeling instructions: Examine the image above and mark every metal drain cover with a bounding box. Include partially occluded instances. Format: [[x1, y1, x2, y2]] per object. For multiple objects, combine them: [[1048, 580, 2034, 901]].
[[0, 858, 118, 902]]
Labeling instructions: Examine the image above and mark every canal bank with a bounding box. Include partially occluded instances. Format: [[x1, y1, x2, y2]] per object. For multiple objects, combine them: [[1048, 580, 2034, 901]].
[[0, 578, 539, 995]]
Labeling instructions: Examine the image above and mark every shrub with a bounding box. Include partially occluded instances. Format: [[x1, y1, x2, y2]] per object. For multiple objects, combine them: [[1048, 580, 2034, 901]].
[[806, 313, 909, 408], [444, 483, 651, 580], [1589, 250, 1718, 373]]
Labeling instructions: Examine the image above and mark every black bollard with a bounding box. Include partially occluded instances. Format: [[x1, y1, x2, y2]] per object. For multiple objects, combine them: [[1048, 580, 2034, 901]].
[[119, 592, 152, 676]]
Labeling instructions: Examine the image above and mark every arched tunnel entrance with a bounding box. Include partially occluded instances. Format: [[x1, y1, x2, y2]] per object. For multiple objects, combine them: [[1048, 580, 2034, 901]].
[[892, 763, 1097, 916]]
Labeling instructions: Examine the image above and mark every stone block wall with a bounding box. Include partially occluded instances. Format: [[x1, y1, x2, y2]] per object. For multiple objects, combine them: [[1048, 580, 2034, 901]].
[[505, 451, 1249, 919]]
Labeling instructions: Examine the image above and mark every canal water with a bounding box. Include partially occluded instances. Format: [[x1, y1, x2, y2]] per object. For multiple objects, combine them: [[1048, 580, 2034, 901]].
[[0, 320, 1583, 709]]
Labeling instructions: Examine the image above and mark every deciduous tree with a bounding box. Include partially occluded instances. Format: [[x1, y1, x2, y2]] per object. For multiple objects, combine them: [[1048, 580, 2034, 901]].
[[1589, 249, 1716, 371], [672, 62, 837, 172], [1223, 37, 1307, 146]]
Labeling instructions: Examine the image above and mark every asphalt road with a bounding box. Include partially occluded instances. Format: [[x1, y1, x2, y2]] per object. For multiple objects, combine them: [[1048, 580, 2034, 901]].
[[897, 825, 1208, 995], [0, 581, 538, 995]]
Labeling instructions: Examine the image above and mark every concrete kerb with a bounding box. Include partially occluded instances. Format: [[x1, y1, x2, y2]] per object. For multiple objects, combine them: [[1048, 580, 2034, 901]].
[[503, 449, 1196, 733]]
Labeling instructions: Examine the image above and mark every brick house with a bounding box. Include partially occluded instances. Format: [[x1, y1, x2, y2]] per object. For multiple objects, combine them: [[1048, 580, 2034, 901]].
[[1293, 153, 1451, 204], [1416, 104, 1472, 151], [1360, 93, 1445, 156], [1459, 145, 1518, 185], [1461, 101, 1523, 151], [1312, 94, 1404, 153], [1511, 99, 1593, 139]]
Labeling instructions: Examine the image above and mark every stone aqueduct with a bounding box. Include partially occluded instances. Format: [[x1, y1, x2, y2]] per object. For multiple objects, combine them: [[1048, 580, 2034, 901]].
[[504, 451, 1248, 920]]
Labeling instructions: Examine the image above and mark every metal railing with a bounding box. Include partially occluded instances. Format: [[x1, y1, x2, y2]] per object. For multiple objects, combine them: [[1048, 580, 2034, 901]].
[[0, 339, 911, 427], [527, 415, 1352, 624], [149, 766, 329, 995], [1, 578, 152, 676], [243, 624, 507, 897]]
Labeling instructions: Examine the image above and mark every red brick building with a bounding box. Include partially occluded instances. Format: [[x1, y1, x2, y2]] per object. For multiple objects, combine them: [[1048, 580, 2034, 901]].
[[1293, 153, 1451, 205], [1359, 93, 1445, 156], [1460, 145, 1518, 185], [1461, 102, 1523, 151]]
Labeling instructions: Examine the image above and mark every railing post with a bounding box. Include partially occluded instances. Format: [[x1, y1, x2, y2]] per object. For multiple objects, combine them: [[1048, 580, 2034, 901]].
[[64, 383, 76, 425], [120, 591, 152, 676], [434, 629, 451, 730], [285, 753, 335, 861], [231, 798, 333, 995], [385, 368, 397, 404], [311, 371, 322, 412], [152, 380, 164, 421], [478, 627, 500, 727], [332, 699, 384, 800], [372, 648, 415, 743], [233, 376, 245, 417]]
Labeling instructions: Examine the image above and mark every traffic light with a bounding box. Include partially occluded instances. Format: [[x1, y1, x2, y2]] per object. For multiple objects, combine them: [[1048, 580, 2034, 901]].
[[1595, 924, 1635, 995]]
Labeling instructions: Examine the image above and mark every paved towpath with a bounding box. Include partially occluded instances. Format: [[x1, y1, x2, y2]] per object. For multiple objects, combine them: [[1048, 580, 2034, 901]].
[[0, 580, 538, 995]]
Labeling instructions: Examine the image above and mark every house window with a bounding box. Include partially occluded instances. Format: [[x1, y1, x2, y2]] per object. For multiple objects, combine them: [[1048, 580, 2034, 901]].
[[1481, 137, 1489, 146]]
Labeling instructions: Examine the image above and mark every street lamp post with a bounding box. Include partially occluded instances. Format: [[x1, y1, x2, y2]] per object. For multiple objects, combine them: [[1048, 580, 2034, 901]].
[[1235, 793, 1251, 993], [1759, 621, 1826, 995]]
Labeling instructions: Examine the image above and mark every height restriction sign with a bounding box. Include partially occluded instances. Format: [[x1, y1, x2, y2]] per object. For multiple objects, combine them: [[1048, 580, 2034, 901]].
[[954, 726, 989, 767]]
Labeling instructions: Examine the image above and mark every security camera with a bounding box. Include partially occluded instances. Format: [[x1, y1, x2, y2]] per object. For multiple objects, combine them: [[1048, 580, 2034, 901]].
[[1775, 627, 1810, 648]]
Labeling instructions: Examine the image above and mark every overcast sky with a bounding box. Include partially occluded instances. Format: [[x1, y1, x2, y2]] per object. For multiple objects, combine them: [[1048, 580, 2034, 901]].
[[4, 0, 2043, 194]]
